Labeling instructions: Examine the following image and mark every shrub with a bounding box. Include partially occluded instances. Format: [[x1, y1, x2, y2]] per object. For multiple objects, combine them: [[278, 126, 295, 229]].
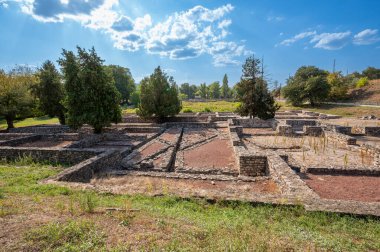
[[202, 107, 212, 112], [356, 77, 369, 88], [182, 108, 193, 113]]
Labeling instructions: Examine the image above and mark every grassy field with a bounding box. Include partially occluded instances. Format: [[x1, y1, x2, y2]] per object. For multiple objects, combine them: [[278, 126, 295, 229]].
[[0, 160, 379, 251], [0, 116, 59, 130], [1, 101, 379, 130]]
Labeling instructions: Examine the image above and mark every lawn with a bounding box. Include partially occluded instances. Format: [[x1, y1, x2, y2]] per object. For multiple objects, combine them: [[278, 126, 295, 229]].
[[0, 116, 59, 130], [0, 160, 379, 251], [278, 102, 380, 118]]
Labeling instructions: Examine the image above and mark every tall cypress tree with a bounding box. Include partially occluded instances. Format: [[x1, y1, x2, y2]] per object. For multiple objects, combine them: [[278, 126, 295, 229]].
[[58, 47, 121, 133], [236, 56, 279, 119], [221, 74, 230, 99]]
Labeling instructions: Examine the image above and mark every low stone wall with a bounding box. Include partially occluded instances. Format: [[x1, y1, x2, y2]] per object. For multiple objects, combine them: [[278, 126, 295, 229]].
[[285, 119, 316, 130], [365, 127, 380, 137], [306, 167, 380, 176], [303, 126, 323, 136], [276, 125, 293, 136], [230, 132, 241, 146], [232, 118, 277, 129], [0, 147, 96, 165], [239, 154, 267, 176], [55, 150, 122, 182], [0, 135, 41, 147], [321, 124, 352, 135], [9, 125, 70, 134], [324, 130, 356, 146]]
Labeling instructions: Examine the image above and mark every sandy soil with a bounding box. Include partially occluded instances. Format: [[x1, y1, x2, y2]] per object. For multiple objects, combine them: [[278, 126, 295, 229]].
[[302, 174, 380, 202], [183, 139, 237, 171]]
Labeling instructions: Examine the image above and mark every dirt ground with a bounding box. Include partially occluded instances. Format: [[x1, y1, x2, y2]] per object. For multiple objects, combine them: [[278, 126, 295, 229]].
[[17, 140, 73, 148], [91, 175, 279, 199], [302, 174, 380, 202], [322, 118, 380, 127], [246, 135, 375, 169], [243, 128, 276, 136], [183, 139, 237, 171]]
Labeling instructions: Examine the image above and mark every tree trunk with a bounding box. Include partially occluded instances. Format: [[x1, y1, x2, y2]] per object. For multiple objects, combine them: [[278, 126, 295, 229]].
[[58, 113, 66, 125], [5, 116, 14, 130], [93, 126, 102, 134]]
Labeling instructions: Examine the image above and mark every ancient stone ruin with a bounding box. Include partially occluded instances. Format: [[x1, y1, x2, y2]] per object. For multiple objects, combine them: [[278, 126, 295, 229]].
[[0, 110, 379, 216]]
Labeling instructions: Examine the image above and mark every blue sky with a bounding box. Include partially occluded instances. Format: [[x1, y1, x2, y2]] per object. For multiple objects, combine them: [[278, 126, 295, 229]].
[[0, 0, 379, 87]]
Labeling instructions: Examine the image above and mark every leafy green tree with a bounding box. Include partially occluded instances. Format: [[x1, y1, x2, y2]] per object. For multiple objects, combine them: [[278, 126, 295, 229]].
[[58, 47, 122, 133], [179, 83, 197, 99], [327, 72, 348, 101], [0, 66, 36, 129], [283, 66, 329, 106], [198, 83, 208, 99], [221, 74, 230, 99], [33, 60, 66, 124], [104, 65, 135, 104], [236, 56, 279, 119], [137, 66, 181, 121], [208, 81, 220, 99], [362, 67, 380, 80], [130, 84, 141, 106]]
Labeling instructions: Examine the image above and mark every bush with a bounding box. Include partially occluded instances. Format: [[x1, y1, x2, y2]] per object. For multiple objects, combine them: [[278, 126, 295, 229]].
[[182, 108, 193, 113], [356, 77, 369, 88], [202, 107, 212, 112]]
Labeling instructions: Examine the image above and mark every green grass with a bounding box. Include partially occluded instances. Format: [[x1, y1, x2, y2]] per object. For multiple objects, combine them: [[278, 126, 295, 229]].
[[0, 116, 59, 130], [0, 162, 379, 251], [278, 102, 380, 117]]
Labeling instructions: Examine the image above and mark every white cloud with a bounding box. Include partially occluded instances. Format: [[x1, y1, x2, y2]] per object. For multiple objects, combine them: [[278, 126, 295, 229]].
[[9, 1, 247, 66], [278, 30, 352, 50], [311, 31, 351, 50], [353, 29, 380, 45], [279, 31, 317, 46]]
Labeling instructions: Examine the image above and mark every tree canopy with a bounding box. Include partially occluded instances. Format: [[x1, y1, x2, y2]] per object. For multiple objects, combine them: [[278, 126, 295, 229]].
[[283, 66, 330, 106], [236, 56, 279, 119], [58, 47, 122, 133], [33, 60, 66, 124], [137, 66, 181, 121], [104, 65, 135, 104], [0, 66, 36, 129]]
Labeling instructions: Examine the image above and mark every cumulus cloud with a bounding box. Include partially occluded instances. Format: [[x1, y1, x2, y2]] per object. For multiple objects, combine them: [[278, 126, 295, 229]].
[[9, 1, 247, 66], [353, 29, 380, 45]]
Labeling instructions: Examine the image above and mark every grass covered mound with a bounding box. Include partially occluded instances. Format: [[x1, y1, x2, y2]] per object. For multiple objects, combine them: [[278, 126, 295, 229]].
[[0, 159, 379, 251]]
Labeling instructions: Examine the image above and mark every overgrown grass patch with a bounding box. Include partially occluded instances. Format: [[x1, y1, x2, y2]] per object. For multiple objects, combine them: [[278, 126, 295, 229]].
[[0, 163, 379, 251], [25, 220, 106, 252]]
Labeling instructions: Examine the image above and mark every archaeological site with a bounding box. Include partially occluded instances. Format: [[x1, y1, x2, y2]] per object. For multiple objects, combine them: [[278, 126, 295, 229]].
[[1, 111, 379, 217]]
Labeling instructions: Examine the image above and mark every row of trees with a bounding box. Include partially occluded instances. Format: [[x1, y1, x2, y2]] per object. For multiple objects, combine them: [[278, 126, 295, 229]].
[[179, 74, 233, 100], [282, 66, 380, 106], [0, 47, 180, 132]]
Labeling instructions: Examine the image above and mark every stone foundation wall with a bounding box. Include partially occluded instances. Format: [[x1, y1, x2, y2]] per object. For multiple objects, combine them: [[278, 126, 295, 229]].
[[324, 130, 356, 146], [9, 125, 70, 134], [365, 127, 380, 137], [303, 126, 323, 136], [55, 150, 122, 182], [285, 119, 316, 130], [276, 125, 293, 136], [239, 154, 267, 176], [0, 147, 96, 165], [0, 135, 41, 147], [232, 118, 277, 129]]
